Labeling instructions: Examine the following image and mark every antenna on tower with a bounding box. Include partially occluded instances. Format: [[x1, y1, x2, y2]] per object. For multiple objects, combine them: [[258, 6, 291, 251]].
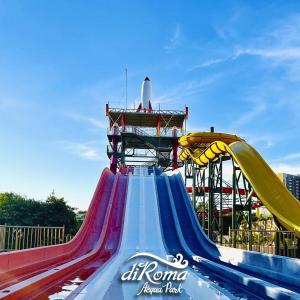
[[125, 68, 128, 109]]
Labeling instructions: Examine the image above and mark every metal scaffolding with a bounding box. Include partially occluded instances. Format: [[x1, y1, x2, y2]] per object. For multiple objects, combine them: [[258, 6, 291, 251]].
[[184, 154, 259, 245], [106, 104, 188, 172]]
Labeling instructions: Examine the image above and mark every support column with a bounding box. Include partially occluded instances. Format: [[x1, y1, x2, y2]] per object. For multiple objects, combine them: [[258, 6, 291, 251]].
[[184, 161, 187, 186], [110, 124, 119, 174], [156, 114, 161, 136], [232, 163, 237, 248], [248, 182, 252, 231], [120, 138, 125, 166], [208, 125, 215, 240], [121, 113, 126, 132], [172, 127, 178, 170], [202, 169, 206, 230], [208, 161, 214, 240], [192, 162, 196, 210], [219, 158, 223, 245]]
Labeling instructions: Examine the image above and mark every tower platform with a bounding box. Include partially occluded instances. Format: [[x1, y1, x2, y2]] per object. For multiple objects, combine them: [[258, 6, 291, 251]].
[[106, 104, 188, 171]]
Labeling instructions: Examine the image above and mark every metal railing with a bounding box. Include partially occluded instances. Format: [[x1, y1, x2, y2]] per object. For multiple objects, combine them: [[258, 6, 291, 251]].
[[108, 107, 186, 115], [226, 228, 298, 257], [107, 126, 184, 137], [0, 225, 72, 252]]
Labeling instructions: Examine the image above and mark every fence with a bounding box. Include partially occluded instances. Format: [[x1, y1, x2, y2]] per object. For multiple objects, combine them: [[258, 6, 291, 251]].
[[226, 228, 298, 258], [0, 225, 72, 252]]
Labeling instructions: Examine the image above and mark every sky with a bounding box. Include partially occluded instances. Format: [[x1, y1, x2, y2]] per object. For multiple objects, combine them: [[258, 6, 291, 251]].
[[1, 1, 300, 210]]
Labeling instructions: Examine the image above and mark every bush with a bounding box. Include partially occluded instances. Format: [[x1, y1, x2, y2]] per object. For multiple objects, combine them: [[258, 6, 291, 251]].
[[0, 192, 77, 235]]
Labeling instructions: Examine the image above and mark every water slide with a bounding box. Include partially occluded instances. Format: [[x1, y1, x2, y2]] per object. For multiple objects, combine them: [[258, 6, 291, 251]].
[[66, 168, 300, 300], [179, 132, 300, 238], [0, 168, 128, 299], [0, 166, 299, 299], [67, 168, 232, 300]]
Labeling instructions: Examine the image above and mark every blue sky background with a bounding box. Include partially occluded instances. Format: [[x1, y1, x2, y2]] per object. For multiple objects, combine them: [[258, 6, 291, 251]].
[[1, 1, 300, 209]]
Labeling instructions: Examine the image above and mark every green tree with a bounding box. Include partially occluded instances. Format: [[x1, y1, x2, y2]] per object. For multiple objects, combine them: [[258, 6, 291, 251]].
[[0, 193, 42, 225], [45, 192, 77, 235], [0, 192, 77, 235], [75, 210, 87, 231]]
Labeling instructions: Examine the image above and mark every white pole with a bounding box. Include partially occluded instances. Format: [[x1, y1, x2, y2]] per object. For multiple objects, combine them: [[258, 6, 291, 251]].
[[125, 68, 128, 109]]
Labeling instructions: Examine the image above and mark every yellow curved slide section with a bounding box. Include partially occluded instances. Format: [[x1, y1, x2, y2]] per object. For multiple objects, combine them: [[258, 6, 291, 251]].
[[179, 132, 300, 238]]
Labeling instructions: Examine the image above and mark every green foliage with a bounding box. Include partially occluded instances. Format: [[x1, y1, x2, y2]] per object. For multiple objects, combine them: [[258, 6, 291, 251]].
[[45, 192, 77, 235], [0, 192, 77, 235], [195, 201, 208, 213], [257, 214, 273, 222], [75, 210, 87, 232]]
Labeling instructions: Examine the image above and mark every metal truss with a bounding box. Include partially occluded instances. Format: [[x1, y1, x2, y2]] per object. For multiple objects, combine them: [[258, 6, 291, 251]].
[[185, 155, 256, 245]]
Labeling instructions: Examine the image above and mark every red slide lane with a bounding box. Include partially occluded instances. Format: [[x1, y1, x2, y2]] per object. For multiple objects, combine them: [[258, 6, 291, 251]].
[[0, 168, 113, 288], [0, 168, 128, 299]]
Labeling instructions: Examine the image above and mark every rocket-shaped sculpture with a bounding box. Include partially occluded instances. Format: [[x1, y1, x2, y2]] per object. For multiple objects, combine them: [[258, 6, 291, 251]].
[[141, 77, 152, 109], [137, 77, 152, 112]]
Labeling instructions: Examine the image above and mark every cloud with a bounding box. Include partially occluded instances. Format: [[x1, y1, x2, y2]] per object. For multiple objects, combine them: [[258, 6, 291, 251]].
[[190, 14, 300, 91], [189, 47, 300, 72], [188, 57, 231, 71], [246, 135, 274, 149], [188, 38, 300, 72], [271, 163, 300, 175], [231, 15, 300, 83], [231, 101, 266, 128], [56, 140, 105, 161], [164, 23, 182, 51], [189, 17, 300, 71], [282, 152, 300, 161], [66, 112, 107, 129], [194, 47, 300, 74], [234, 48, 300, 59], [153, 74, 222, 106], [213, 9, 245, 41]]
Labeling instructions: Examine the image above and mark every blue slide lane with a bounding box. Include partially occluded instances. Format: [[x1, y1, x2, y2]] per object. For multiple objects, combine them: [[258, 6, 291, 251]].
[[170, 173, 300, 292], [155, 173, 300, 300]]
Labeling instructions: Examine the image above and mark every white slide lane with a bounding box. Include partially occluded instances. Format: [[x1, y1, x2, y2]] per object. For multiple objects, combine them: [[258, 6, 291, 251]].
[[70, 168, 234, 300]]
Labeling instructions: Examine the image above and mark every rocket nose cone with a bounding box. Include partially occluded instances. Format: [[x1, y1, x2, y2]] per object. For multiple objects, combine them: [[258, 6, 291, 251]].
[[144, 77, 150, 81]]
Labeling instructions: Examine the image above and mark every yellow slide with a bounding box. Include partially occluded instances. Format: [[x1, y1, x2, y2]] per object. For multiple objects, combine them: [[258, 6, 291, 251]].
[[179, 132, 300, 238]]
